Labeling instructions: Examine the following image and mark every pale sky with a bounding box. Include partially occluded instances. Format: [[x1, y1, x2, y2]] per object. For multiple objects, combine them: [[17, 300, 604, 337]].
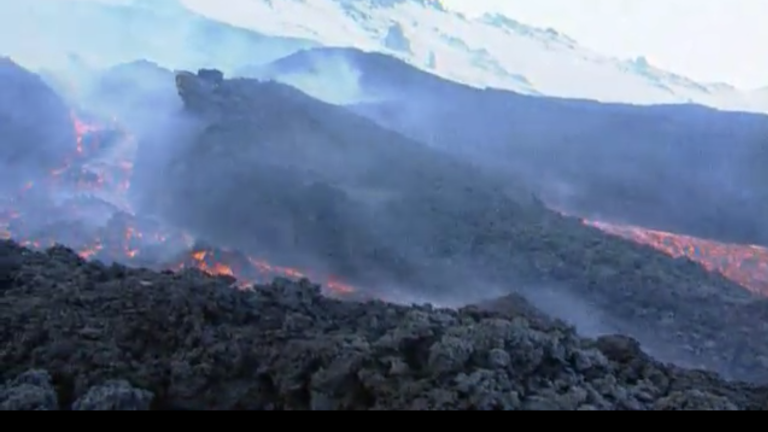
[[440, 0, 767, 89]]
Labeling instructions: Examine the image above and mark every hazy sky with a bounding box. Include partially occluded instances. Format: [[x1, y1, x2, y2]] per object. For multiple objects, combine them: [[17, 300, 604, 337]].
[[440, 0, 767, 89]]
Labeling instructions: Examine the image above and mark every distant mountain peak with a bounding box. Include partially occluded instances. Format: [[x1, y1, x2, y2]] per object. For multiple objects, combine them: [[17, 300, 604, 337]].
[[174, 0, 768, 113], [478, 13, 577, 46], [348, 0, 446, 10], [633, 56, 650, 68]]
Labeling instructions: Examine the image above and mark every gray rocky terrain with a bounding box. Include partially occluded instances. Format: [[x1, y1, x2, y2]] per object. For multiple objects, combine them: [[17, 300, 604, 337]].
[[1, 240, 767, 410], [164, 69, 768, 384], [3, 58, 768, 410]]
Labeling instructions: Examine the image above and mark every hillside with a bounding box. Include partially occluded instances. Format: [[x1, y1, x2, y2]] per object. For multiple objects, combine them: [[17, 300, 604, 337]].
[[8, 60, 764, 384], [2, 19, 768, 408], [246, 47, 768, 247], [142, 69, 768, 383], [0, 57, 76, 189]]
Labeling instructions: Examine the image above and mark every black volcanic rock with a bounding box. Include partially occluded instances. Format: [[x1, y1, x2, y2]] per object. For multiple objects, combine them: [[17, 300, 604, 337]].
[[0, 240, 766, 410], [252, 47, 768, 247], [169, 68, 532, 274], [163, 70, 768, 383], [4, 60, 768, 396], [0, 58, 76, 188]]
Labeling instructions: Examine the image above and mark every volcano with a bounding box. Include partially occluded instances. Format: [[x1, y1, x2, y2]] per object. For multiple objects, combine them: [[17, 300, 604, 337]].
[[3, 60, 768, 389]]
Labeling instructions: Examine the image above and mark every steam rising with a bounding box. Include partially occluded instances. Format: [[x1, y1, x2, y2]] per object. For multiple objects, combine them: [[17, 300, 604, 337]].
[[2, 0, 768, 382], [0, 0, 315, 75]]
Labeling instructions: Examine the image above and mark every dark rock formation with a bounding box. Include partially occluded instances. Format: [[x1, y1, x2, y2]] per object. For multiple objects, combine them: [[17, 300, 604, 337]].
[[71, 380, 154, 411], [0, 370, 58, 410], [1, 240, 766, 410], [383, 23, 411, 54]]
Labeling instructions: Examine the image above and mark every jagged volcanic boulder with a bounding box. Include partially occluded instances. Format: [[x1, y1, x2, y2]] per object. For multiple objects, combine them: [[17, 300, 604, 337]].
[[0, 58, 76, 188], [1, 239, 767, 410]]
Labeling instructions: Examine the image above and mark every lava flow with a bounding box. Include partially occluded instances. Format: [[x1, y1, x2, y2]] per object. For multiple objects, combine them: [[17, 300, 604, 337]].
[[0, 111, 357, 297], [582, 219, 768, 296], [7, 110, 765, 300]]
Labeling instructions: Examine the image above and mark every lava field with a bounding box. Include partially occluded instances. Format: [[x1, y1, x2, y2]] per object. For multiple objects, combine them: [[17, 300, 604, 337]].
[[3, 59, 768, 410], [2, 107, 765, 300], [0, 110, 358, 297], [2, 240, 767, 410]]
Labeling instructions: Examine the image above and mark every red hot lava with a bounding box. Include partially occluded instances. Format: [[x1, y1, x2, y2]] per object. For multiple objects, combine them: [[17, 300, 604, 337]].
[[581, 219, 768, 296], [5, 111, 766, 299], [0, 112, 357, 297]]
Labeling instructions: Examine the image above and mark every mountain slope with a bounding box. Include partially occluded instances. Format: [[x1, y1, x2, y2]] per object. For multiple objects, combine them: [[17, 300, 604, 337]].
[[248, 46, 768, 247], [0, 58, 76, 189], [4, 51, 768, 384], [180, 0, 768, 113], [124, 68, 768, 382]]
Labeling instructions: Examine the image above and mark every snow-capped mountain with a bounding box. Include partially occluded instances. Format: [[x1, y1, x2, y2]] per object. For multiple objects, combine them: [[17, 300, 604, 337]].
[[178, 0, 768, 113], [2, 0, 766, 113]]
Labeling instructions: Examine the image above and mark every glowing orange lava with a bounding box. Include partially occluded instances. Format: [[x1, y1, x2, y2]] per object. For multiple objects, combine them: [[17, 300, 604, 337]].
[[0, 112, 358, 298], [8, 111, 766, 299], [581, 219, 768, 296], [71, 111, 100, 154]]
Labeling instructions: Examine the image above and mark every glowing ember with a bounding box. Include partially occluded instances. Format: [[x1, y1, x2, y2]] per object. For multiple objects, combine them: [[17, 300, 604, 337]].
[[71, 111, 100, 154], [0, 112, 358, 298]]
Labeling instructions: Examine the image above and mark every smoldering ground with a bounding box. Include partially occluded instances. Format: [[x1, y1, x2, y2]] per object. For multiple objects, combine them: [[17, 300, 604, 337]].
[[149, 69, 764, 383], [151, 59, 768, 380], [4, 0, 768, 385]]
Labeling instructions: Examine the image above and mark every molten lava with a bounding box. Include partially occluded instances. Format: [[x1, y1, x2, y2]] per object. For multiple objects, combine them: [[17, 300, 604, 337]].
[[0, 111, 357, 297], [581, 219, 768, 296], [3, 110, 766, 299]]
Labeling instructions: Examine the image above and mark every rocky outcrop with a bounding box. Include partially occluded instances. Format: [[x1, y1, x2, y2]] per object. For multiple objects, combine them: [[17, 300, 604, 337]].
[[383, 23, 412, 54]]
